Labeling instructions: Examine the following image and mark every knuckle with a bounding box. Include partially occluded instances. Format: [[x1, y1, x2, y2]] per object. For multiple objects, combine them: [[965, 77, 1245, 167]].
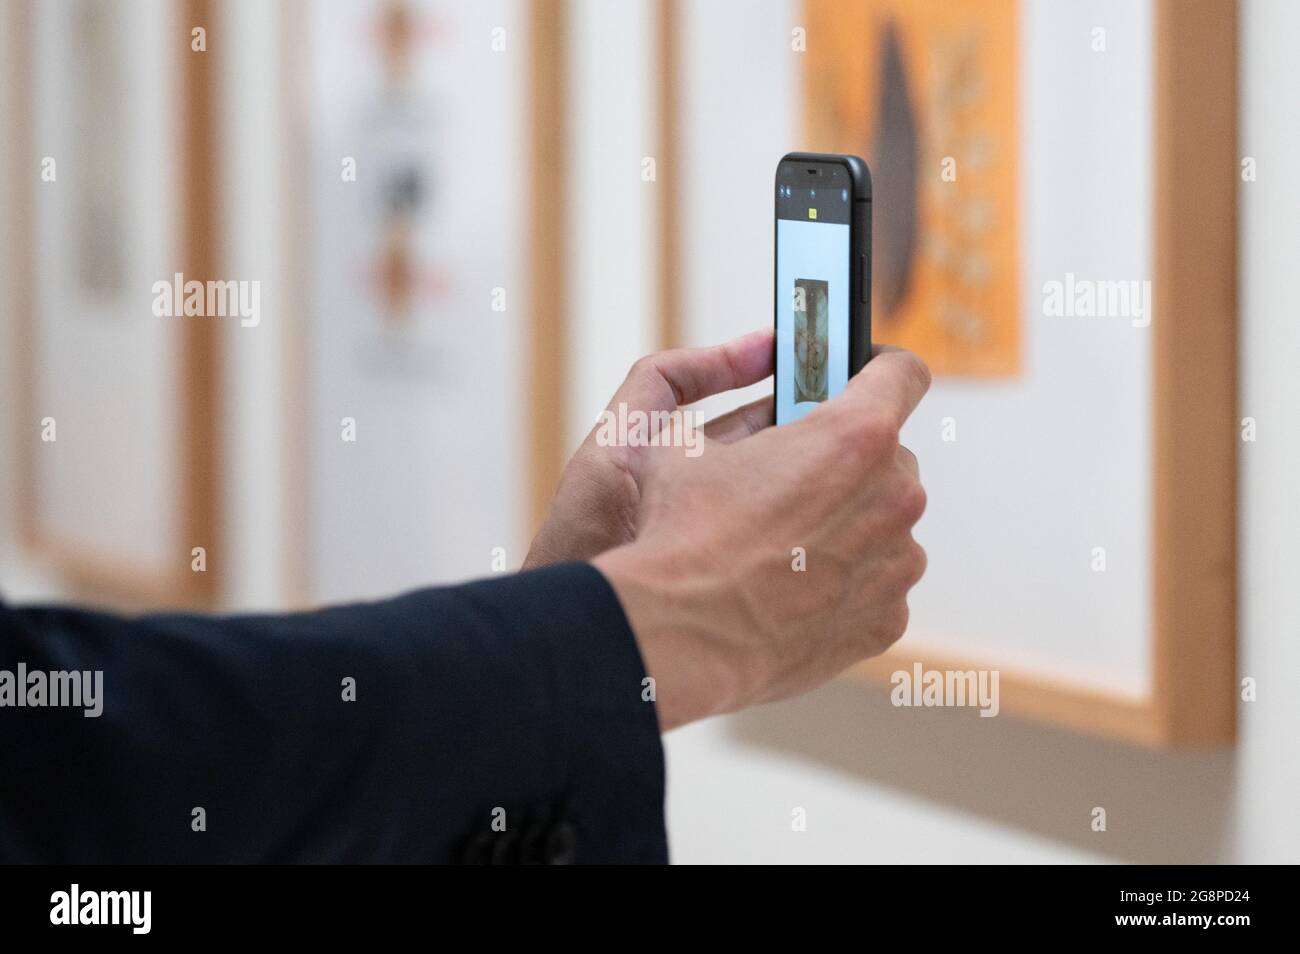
[[863, 416, 901, 454], [903, 540, 927, 588], [628, 353, 659, 381], [628, 351, 687, 406], [896, 479, 928, 526], [838, 414, 898, 465]]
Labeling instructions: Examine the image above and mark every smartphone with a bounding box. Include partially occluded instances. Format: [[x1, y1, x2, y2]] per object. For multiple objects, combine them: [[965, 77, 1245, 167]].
[[774, 152, 872, 424]]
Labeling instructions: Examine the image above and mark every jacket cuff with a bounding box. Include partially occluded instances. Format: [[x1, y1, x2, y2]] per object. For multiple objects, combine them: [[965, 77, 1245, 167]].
[[456, 562, 668, 863]]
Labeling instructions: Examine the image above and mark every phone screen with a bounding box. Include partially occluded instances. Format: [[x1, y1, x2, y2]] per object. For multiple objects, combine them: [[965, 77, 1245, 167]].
[[775, 169, 852, 424]]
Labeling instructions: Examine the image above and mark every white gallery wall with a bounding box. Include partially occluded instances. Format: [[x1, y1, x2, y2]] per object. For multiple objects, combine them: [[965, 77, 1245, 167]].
[[1233, 0, 1300, 864], [565, 0, 661, 453], [217, 0, 294, 610]]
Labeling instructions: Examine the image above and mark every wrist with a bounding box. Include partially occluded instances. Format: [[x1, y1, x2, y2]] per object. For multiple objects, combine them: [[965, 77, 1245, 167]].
[[591, 543, 747, 731]]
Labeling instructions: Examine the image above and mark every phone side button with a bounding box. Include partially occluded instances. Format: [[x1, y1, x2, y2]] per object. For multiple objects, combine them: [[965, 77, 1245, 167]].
[[858, 253, 868, 303]]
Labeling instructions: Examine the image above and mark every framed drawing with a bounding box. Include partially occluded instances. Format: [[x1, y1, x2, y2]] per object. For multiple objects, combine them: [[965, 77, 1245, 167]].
[[293, 0, 541, 602], [805, 0, 1019, 378], [662, 0, 1237, 746], [11, 0, 220, 608]]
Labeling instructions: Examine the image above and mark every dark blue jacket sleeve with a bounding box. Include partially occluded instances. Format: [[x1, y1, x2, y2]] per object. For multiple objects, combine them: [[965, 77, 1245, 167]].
[[0, 562, 667, 864]]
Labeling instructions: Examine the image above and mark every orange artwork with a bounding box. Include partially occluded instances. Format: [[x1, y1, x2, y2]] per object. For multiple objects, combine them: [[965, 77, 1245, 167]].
[[804, 0, 1019, 377]]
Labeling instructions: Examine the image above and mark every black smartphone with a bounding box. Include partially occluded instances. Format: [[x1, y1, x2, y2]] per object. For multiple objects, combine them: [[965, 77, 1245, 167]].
[[774, 152, 872, 424]]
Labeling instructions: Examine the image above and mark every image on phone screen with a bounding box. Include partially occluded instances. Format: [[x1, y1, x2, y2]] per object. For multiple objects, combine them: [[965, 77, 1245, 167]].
[[776, 184, 851, 423]]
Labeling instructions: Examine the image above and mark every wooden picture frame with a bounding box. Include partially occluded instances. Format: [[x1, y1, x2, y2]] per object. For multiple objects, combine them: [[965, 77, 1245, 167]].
[[866, 0, 1238, 747], [10, 0, 220, 609], [526, 0, 571, 535], [657, 0, 1238, 746]]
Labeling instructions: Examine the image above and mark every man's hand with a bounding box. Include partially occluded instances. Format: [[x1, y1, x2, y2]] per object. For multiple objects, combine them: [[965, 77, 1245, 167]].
[[523, 329, 778, 568], [591, 344, 931, 731]]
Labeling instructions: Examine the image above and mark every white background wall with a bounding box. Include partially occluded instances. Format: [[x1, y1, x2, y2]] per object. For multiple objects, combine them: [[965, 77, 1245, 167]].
[[1232, 0, 1300, 864], [566, 0, 660, 452]]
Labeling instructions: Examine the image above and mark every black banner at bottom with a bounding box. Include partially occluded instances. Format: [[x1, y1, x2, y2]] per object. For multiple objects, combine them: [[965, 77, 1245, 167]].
[[0, 864, 1276, 939]]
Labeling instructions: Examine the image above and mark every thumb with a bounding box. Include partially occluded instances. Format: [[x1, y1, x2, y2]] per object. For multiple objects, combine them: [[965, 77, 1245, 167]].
[[609, 328, 774, 415]]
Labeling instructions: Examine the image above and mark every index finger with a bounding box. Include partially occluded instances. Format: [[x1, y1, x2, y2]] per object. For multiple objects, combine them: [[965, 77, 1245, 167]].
[[829, 346, 932, 431]]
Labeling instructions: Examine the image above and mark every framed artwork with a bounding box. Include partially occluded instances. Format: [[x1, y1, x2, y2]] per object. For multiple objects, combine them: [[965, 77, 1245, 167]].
[[11, 0, 219, 608], [848, 0, 1238, 746], [856, 0, 1237, 746], [804, 0, 1020, 378], [662, 0, 1238, 746], [294, 0, 544, 601]]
